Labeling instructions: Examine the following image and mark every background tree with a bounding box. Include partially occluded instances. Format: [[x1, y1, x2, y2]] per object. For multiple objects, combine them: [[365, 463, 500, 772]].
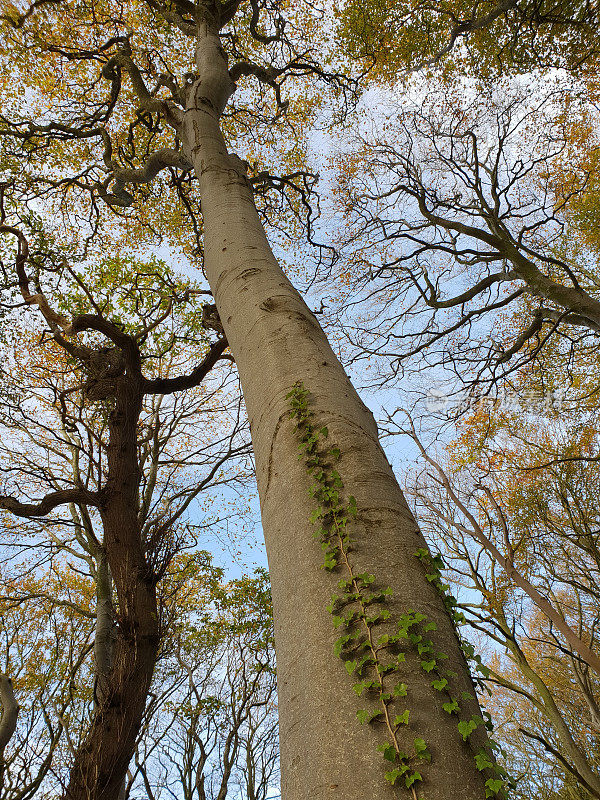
[[331, 80, 600, 403], [336, 0, 600, 78], [320, 11, 600, 794], [387, 302, 600, 798], [132, 566, 278, 800], [0, 556, 278, 800], [0, 215, 249, 799]]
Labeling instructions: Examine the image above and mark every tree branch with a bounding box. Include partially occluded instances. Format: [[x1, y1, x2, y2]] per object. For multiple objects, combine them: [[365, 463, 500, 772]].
[[142, 338, 229, 394], [0, 488, 101, 518]]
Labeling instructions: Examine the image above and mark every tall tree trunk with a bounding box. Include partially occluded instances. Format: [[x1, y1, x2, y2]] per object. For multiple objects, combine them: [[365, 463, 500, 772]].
[[64, 374, 159, 800], [181, 24, 490, 800]]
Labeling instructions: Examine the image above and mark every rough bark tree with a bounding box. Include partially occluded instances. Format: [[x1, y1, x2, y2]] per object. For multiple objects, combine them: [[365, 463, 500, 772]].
[[0, 217, 244, 799], [0, 1, 500, 797]]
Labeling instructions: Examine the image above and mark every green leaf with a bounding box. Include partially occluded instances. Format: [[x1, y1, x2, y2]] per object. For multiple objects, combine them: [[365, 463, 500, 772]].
[[414, 737, 427, 754], [457, 719, 478, 740], [442, 699, 460, 714], [475, 752, 494, 771], [353, 679, 375, 696], [357, 572, 375, 586], [348, 495, 358, 517], [333, 635, 350, 657], [345, 659, 358, 675], [393, 682, 408, 697], [319, 426, 328, 438], [384, 768, 402, 785], [394, 710, 410, 726], [377, 742, 397, 762], [420, 659, 436, 672], [432, 678, 448, 691], [485, 778, 504, 796], [309, 508, 322, 524], [405, 771, 422, 788], [357, 708, 381, 725]]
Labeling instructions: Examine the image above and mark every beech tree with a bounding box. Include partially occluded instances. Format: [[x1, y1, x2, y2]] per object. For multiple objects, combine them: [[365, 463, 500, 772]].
[[0, 1, 499, 798]]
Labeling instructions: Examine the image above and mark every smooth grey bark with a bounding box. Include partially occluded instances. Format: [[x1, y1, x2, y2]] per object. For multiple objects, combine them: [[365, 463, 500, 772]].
[[177, 19, 491, 800]]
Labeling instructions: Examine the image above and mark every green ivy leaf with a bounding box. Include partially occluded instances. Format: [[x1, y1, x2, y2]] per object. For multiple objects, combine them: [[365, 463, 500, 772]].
[[394, 710, 410, 726], [475, 752, 494, 771], [384, 768, 402, 785], [442, 699, 460, 714], [393, 682, 408, 697], [485, 778, 504, 797], [457, 718, 479, 740], [377, 743, 397, 762], [345, 659, 358, 675], [432, 678, 448, 691], [348, 495, 358, 517], [353, 679, 375, 696], [420, 659, 436, 672], [333, 635, 350, 657], [309, 509, 320, 524], [357, 709, 381, 725], [414, 737, 427, 755], [405, 771, 422, 788]]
